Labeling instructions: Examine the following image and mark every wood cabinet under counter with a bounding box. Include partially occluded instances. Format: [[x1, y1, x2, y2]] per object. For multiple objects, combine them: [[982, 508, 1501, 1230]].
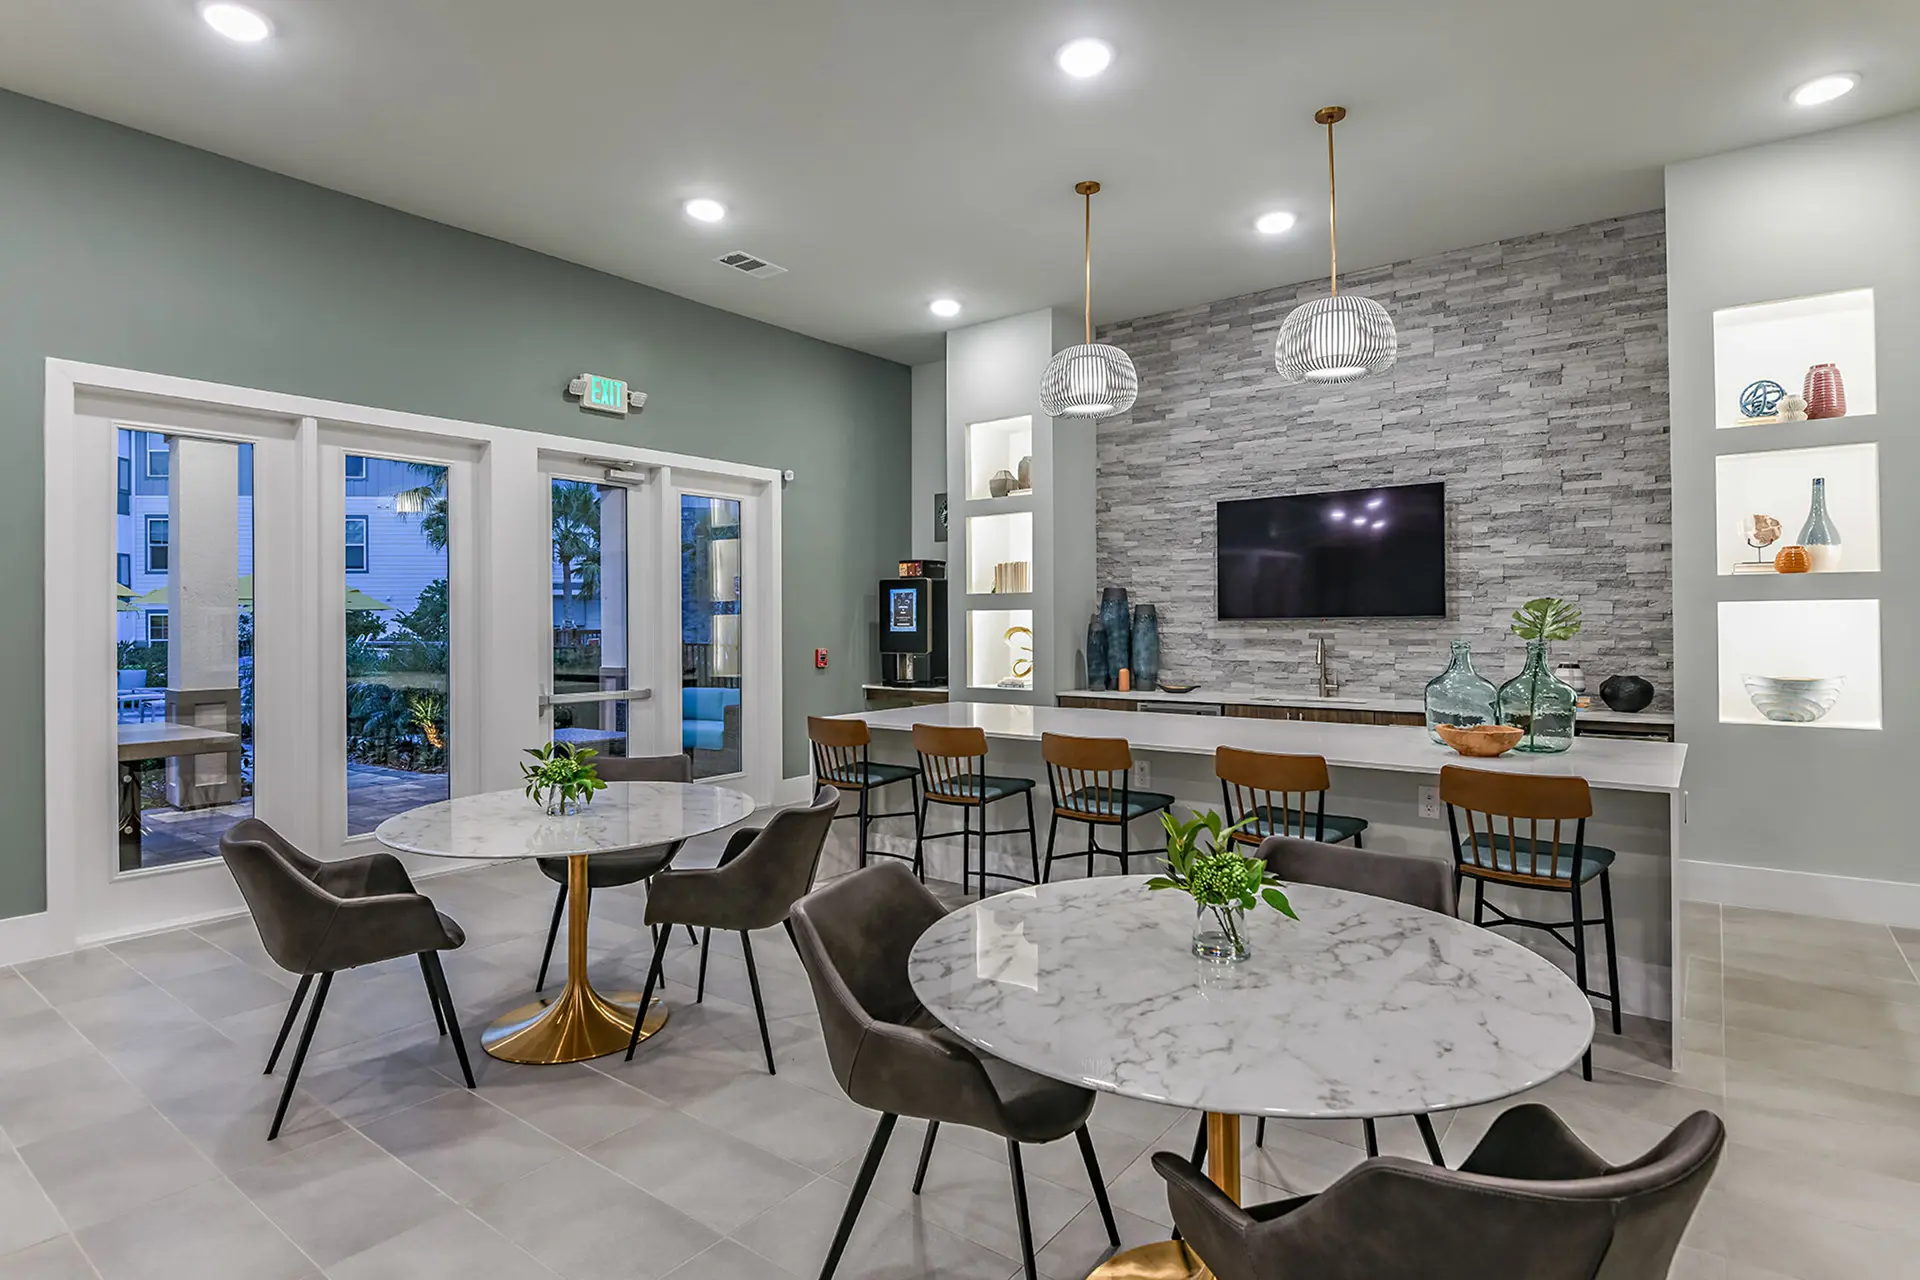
[[1055, 691, 1672, 740]]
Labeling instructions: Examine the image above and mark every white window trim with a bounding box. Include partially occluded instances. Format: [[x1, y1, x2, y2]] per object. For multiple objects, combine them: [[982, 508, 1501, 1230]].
[[344, 454, 367, 480], [344, 514, 370, 573], [143, 515, 168, 574], [144, 435, 169, 479], [144, 610, 168, 643]]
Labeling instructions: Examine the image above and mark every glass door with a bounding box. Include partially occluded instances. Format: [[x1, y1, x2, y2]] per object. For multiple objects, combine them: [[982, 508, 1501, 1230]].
[[679, 493, 745, 779]]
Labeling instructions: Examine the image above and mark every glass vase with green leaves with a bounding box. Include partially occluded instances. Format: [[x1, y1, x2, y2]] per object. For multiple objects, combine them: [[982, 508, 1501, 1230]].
[[521, 742, 608, 815], [1499, 597, 1582, 754], [1147, 810, 1298, 962]]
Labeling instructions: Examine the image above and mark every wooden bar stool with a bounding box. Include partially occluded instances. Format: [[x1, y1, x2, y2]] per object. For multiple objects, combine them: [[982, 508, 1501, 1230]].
[[1041, 733, 1175, 881], [808, 717, 921, 875], [1440, 764, 1621, 1079], [912, 724, 1040, 897], [1215, 746, 1369, 848]]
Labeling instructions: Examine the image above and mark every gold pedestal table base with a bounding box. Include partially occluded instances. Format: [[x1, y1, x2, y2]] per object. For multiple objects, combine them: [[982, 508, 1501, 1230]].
[[1088, 1113, 1239, 1280], [481, 853, 667, 1064]]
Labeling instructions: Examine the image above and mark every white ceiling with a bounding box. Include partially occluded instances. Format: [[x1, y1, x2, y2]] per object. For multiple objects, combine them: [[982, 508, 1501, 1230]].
[[3, 2, 1916, 365]]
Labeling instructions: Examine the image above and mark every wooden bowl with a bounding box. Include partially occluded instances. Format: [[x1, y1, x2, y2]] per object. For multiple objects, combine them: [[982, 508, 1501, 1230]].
[[1157, 682, 1199, 695], [1436, 724, 1524, 758]]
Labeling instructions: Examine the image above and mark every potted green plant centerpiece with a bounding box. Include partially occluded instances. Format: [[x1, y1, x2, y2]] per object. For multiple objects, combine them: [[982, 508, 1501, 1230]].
[[1148, 810, 1297, 963], [1499, 597, 1582, 754], [521, 742, 607, 816]]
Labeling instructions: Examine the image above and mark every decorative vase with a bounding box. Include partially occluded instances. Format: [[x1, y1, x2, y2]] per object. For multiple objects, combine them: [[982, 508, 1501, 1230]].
[[1424, 640, 1499, 745], [1099, 588, 1130, 692], [1016, 455, 1033, 491], [1192, 901, 1250, 963], [1131, 604, 1161, 690], [1600, 675, 1655, 713], [1554, 661, 1587, 695], [989, 470, 1016, 498], [1498, 640, 1577, 754], [1086, 614, 1109, 690], [1797, 477, 1842, 571], [1774, 545, 1812, 574], [1803, 364, 1846, 419], [542, 791, 582, 817]]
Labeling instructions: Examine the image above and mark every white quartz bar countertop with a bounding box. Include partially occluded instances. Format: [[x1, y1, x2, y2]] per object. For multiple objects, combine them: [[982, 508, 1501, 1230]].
[[840, 701, 1687, 795], [1051, 685, 1674, 728]]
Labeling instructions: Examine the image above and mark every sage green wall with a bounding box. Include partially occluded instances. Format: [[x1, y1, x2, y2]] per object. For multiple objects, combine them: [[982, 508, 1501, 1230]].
[[0, 90, 909, 918]]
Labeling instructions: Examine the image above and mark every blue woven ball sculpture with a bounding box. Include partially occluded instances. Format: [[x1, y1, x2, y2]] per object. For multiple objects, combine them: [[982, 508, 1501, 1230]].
[[1740, 379, 1786, 419]]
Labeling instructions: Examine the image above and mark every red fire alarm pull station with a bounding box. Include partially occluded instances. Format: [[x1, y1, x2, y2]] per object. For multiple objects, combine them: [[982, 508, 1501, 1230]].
[[815, 649, 829, 669]]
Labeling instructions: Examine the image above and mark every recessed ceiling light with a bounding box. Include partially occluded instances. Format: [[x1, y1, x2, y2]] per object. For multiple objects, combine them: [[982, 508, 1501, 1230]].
[[1255, 211, 1297, 236], [1790, 73, 1858, 107], [1055, 38, 1113, 79], [929, 299, 961, 319], [200, 2, 271, 43], [683, 198, 727, 224]]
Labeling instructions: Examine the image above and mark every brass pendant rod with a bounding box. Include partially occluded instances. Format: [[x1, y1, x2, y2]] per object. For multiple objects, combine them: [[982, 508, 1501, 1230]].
[[1083, 187, 1093, 343], [1325, 116, 1338, 296]]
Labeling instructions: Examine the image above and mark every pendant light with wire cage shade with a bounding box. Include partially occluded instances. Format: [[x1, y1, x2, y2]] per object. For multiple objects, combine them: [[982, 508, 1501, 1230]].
[[1039, 181, 1138, 419], [1273, 107, 1397, 385]]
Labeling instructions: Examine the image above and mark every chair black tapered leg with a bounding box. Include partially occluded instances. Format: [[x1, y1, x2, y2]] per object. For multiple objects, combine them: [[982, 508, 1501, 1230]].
[[913, 1120, 939, 1194], [783, 917, 800, 959], [535, 883, 565, 992], [1256, 1117, 1266, 1148], [1571, 878, 1592, 1081], [423, 951, 476, 1089], [1362, 1118, 1379, 1158], [741, 931, 776, 1074], [1075, 1125, 1120, 1247], [1007, 1140, 1039, 1280], [264, 974, 312, 1074], [1024, 791, 1040, 887], [625, 925, 673, 1061], [914, 794, 930, 884], [269, 971, 331, 1141], [1043, 813, 1060, 882], [1415, 1113, 1445, 1166], [820, 1112, 896, 1280], [1189, 1114, 1207, 1166], [858, 787, 871, 869], [1599, 870, 1623, 1036], [696, 927, 712, 1004], [686, 925, 699, 945], [418, 953, 447, 1036]]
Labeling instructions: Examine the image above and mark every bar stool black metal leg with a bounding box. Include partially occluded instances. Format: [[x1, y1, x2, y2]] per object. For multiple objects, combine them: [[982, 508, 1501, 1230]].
[[418, 953, 447, 1035], [741, 930, 776, 1074], [1023, 791, 1040, 886], [1075, 1125, 1121, 1246], [1415, 1113, 1445, 1166], [1006, 1140, 1039, 1280], [820, 1113, 896, 1280], [1189, 1114, 1207, 1166], [1256, 1117, 1266, 1148], [857, 786, 871, 869], [913, 1120, 939, 1194], [1363, 1118, 1379, 1157], [696, 926, 712, 1004], [535, 883, 565, 991], [1571, 878, 1592, 1080], [264, 974, 311, 1074], [1599, 869, 1623, 1035], [269, 971, 331, 1141], [1043, 813, 1060, 882], [625, 926, 673, 1061], [423, 951, 475, 1088], [915, 791, 930, 883], [1119, 816, 1130, 877]]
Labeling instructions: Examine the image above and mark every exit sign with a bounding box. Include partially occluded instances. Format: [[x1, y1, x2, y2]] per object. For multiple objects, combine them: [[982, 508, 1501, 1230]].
[[567, 373, 647, 417]]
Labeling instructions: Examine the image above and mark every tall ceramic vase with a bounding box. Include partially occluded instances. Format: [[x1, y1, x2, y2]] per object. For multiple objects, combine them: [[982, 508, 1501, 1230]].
[[1798, 476, 1842, 571], [1099, 589, 1130, 692], [1803, 364, 1846, 420], [1131, 604, 1161, 691], [1085, 614, 1109, 690]]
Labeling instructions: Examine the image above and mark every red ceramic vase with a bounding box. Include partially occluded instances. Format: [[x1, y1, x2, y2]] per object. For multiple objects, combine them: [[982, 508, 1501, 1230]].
[[1803, 364, 1847, 419]]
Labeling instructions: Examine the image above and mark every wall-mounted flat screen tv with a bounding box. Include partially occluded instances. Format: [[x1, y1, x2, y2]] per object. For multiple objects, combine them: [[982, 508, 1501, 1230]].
[[1217, 482, 1446, 619]]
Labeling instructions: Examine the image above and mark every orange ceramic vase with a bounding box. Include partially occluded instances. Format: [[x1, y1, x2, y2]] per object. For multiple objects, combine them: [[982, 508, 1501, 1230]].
[[1774, 545, 1812, 573]]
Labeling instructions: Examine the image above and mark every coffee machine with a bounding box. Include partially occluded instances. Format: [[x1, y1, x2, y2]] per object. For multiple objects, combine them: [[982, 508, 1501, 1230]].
[[879, 560, 948, 687]]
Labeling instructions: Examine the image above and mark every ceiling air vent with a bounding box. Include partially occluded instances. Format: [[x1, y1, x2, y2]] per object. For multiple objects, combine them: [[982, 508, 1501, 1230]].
[[714, 250, 788, 280]]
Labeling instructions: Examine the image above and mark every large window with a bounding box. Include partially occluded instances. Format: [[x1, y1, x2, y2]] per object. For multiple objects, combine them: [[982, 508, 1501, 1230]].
[[144, 516, 169, 573], [345, 515, 370, 573], [117, 457, 131, 515], [681, 494, 743, 779], [549, 478, 632, 759], [145, 435, 169, 478], [144, 611, 168, 643], [345, 457, 449, 836], [116, 553, 131, 588]]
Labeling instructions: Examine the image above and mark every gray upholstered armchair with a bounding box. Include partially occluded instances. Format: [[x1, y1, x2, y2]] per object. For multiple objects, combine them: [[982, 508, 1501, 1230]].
[[1156, 1103, 1723, 1280], [220, 818, 474, 1140]]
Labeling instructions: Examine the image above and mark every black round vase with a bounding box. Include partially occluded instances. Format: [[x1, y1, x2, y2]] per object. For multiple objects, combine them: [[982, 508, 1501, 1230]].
[[1599, 675, 1655, 713]]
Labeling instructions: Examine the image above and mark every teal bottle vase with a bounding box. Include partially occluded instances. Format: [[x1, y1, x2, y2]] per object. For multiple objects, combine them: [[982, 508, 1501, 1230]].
[[1099, 588, 1130, 690], [1797, 476, 1842, 571], [1498, 640, 1577, 754], [1424, 640, 1499, 745], [1131, 604, 1160, 690]]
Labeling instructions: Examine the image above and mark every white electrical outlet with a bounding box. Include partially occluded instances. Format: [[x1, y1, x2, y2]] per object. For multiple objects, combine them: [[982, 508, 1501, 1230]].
[[1418, 786, 1441, 820], [1132, 760, 1151, 788]]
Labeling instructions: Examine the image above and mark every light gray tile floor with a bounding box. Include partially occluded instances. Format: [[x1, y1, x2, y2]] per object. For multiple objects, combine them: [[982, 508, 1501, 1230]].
[[0, 834, 1913, 1279]]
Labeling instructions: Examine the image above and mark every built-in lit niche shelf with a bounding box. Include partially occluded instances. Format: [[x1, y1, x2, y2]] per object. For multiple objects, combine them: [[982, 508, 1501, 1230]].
[[966, 415, 1034, 501], [1716, 598, 1881, 730], [1714, 443, 1878, 575], [967, 608, 1034, 692], [967, 512, 1034, 595], [1713, 288, 1876, 429]]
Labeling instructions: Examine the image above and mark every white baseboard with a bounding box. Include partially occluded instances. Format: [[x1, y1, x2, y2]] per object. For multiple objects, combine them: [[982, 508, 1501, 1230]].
[[1682, 858, 1920, 929], [776, 773, 816, 806], [0, 909, 67, 969]]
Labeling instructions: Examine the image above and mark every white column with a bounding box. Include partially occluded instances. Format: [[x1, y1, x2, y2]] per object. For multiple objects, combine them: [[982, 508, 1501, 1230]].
[[165, 438, 243, 808]]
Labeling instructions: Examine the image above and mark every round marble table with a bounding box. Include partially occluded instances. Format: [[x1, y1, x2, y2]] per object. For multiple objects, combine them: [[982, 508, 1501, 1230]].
[[375, 782, 753, 1065], [908, 875, 1592, 1278]]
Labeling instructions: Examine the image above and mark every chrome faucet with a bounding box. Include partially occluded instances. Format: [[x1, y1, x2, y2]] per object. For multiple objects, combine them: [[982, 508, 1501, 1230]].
[[1316, 637, 1339, 698]]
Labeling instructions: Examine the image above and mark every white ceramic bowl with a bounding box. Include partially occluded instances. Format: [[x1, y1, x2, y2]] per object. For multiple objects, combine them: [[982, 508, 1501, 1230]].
[[1741, 674, 1846, 723]]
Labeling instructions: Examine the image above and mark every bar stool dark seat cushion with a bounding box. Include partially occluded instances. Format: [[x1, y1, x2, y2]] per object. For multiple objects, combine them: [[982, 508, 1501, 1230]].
[[1059, 787, 1176, 820], [1248, 806, 1368, 845], [1461, 832, 1616, 882], [821, 760, 920, 789], [924, 774, 1036, 804]]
